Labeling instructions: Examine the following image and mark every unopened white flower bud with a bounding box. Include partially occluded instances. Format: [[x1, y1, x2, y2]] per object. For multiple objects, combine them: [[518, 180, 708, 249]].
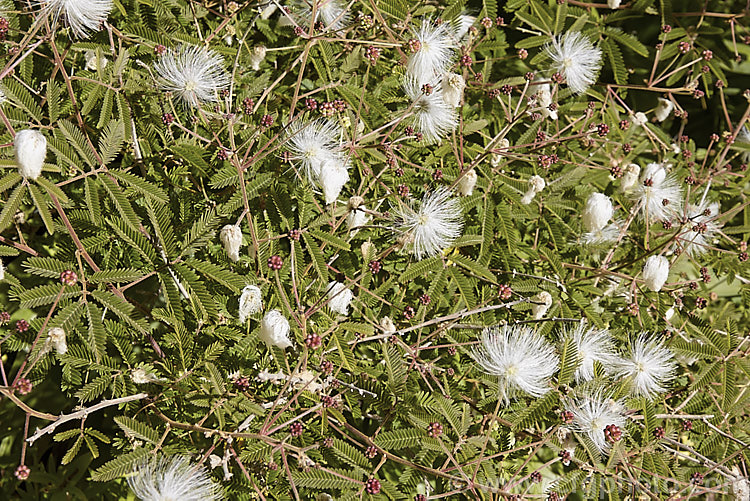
[[521, 175, 545, 205], [319, 159, 349, 205], [490, 138, 510, 167], [360, 240, 375, 261], [250, 45, 267, 71], [643, 255, 669, 292], [631, 112, 647, 127], [347, 205, 368, 235], [85, 50, 108, 71], [131, 367, 159, 384], [582, 193, 614, 233], [380, 316, 396, 334], [260, 2, 277, 19], [47, 327, 67, 355], [620, 163, 640, 192], [537, 82, 557, 120], [731, 467, 750, 501], [220, 224, 243, 262], [665, 307, 675, 321], [531, 291, 552, 319], [607, 0, 621, 8], [15, 130, 47, 180], [259, 309, 293, 349], [0, 260, 4, 281], [654, 97, 674, 122], [327, 281, 353, 316], [238, 285, 262, 323], [442, 72, 466, 108], [457, 170, 477, 196]]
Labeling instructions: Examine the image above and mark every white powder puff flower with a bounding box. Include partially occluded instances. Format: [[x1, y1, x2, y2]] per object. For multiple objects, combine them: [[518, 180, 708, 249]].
[[296, 0, 349, 31], [582, 193, 613, 233], [406, 18, 456, 82], [653, 97, 674, 122], [284, 120, 350, 201], [15, 130, 47, 180], [642, 255, 670, 292], [608, 0, 621, 7], [631, 163, 682, 222], [219, 224, 242, 262], [404, 78, 457, 143], [128, 455, 223, 501], [46, 327, 68, 355], [521, 175, 546, 205], [0, 259, 4, 281], [42, 0, 112, 38], [565, 390, 626, 453], [531, 291, 553, 319], [441, 72, 466, 108], [566, 324, 618, 382], [679, 200, 721, 256], [393, 187, 464, 260], [582, 223, 620, 246], [154, 46, 230, 107], [259, 309, 293, 349], [238, 285, 263, 323], [613, 335, 676, 399], [536, 82, 557, 120], [327, 281, 353, 316], [249, 46, 266, 71], [619, 163, 640, 192], [472, 325, 559, 403], [457, 169, 477, 196], [545, 32, 602, 95]]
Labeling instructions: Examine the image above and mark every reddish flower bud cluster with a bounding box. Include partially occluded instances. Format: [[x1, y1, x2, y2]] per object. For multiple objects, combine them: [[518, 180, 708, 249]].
[[268, 255, 283, 270], [604, 424, 622, 443], [305, 332, 322, 349], [289, 422, 304, 437], [426, 422, 443, 437], [60, 270, 78, 286]]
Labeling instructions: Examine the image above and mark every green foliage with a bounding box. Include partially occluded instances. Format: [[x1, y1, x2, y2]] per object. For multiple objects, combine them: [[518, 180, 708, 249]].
[[0, 0, 748, 499]]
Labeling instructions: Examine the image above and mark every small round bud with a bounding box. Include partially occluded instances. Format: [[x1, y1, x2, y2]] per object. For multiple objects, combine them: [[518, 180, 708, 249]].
[[60, 270, 78, 286]]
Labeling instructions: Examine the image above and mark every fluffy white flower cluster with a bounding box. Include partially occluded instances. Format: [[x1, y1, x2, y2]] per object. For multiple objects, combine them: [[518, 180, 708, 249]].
[[284, 119, 350, 204], [292, 0, 350, 31], [403, 16, 475, 142], [679, 200, 721, 256], [613, 335, 676, 398], [392, 187, 464, 260], [15, 130, 47, 181], [565, 389, 627, 453], [545, 31, 602, 95], [581, 192, 620, 245], [473, 323, 677, 451], [42, 0, 113, 38], [153, 45, 230, 108], [236, 286, 294, 350], [473, 325, 559, 403], [631, 162, 682, 222], [128, 455, 223, 501]]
